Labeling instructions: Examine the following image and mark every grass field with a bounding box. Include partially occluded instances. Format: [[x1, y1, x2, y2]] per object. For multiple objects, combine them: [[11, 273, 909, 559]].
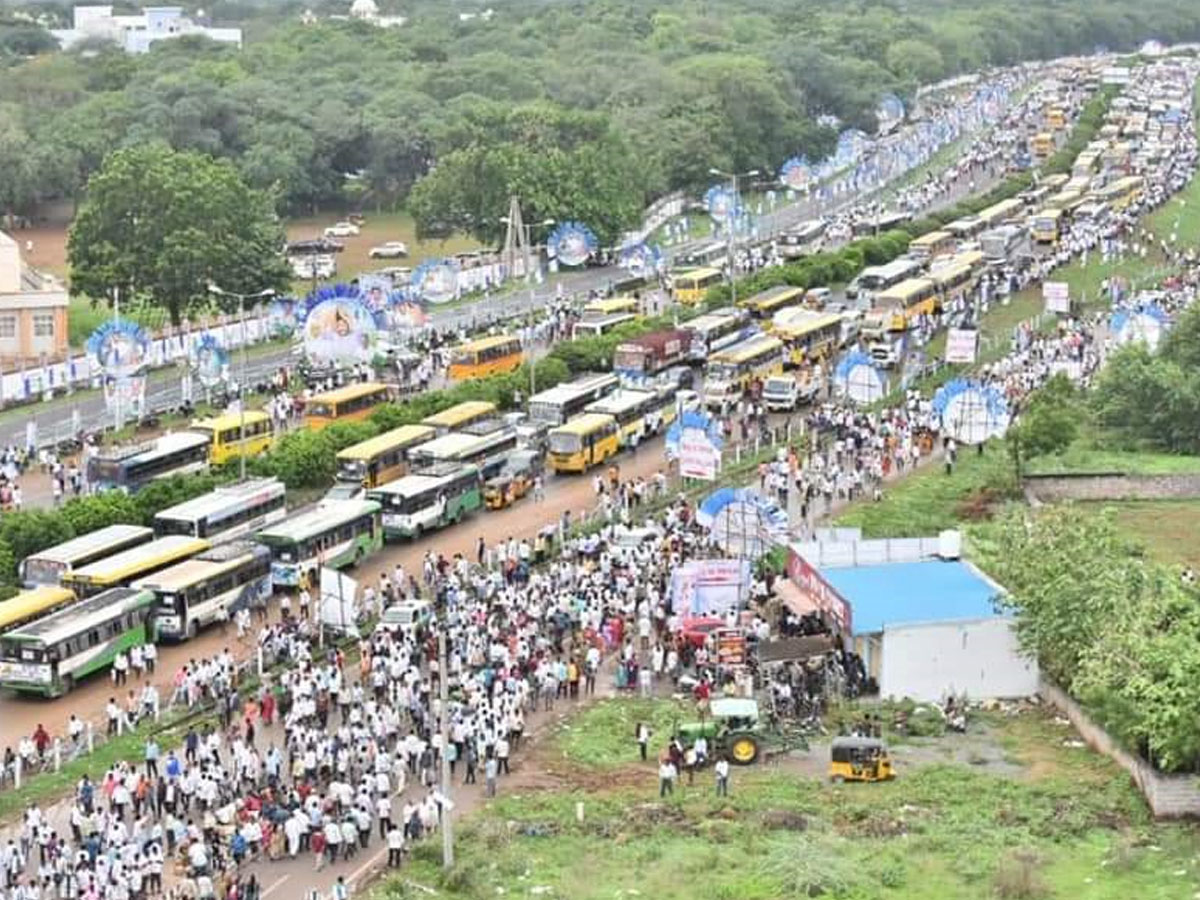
[[1093, 499, 1200, 570], [378, 699, 1200, 900], [1024, 444, 1200, 476]]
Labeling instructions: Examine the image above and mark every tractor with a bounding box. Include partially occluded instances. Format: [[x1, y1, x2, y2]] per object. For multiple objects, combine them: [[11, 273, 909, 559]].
[[676, 697, 809, 765]]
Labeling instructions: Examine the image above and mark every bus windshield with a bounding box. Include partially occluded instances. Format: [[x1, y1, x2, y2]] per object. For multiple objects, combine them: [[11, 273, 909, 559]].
[[548, 432, 582, 454]]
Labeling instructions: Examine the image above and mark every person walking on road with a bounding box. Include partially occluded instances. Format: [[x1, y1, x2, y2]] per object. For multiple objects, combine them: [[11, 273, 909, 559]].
[[485, 754, 498, 798], [636, 722, 651, 761]]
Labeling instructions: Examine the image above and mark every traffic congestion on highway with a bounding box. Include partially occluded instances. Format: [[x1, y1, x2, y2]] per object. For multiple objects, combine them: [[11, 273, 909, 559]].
[[0, 47, 1196, 900]]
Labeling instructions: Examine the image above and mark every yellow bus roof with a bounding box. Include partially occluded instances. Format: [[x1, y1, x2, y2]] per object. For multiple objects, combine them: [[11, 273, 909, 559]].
[[420, 401, 498, 429], [454, 334, 521, 354], [0, 586, 75, 631], [309, 382, 389, 405], [876, 278, 935, 302], [1035, 207, 1065, 220], [673, 267, 722, 283], [929, 263, 973, 285], [583, 297, 639, 314], [189, 410, 271, 433], [551, 413, 617, 436], [65, 536, 211, 587], [337, 425, 437, 462], [909, 230, 953, 246], [743, 286, 805, 309], [713, 334, 784, 363], [772, 309, 843, 338]]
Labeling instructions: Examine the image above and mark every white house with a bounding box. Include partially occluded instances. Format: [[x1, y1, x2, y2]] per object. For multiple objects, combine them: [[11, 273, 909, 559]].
[[51, 6, 242, 54]]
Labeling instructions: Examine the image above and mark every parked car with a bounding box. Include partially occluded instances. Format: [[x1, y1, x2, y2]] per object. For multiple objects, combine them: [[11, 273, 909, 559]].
[[369, 241, 409, 259], [324, 221, 361, 237], [659, 365, 695, 390]]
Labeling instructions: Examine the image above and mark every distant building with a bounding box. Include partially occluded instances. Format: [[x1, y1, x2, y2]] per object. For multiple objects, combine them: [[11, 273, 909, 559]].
[[50, 6, 242, 54], [0, 232, 69, 364], [304, 0, 405, 28]]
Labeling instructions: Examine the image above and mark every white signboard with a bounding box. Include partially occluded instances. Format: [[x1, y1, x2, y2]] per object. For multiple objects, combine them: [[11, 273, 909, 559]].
[[1042, 281, 1070, 314], [679, 427, 721, 481], [944, 328, 978, 364], [319, 567, 360, 637]]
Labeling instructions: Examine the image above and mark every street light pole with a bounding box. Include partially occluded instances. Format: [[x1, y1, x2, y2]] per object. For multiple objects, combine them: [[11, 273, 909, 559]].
[[438, 626, 454, 869], [710, 168, 760, 307], [207, 285, 276, 482]]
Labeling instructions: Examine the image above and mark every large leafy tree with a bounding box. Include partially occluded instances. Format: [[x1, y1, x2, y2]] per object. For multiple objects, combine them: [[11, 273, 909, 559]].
[[67, 144, 290, 325]]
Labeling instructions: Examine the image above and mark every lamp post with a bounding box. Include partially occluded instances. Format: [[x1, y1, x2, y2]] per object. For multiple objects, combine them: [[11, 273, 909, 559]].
[[206, 285, 276, 481], [499, 216, 556, 282], [709, 168, 759, 307]]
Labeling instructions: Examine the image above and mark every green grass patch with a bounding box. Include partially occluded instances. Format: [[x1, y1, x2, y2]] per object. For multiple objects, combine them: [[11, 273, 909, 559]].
[[835, 439, 1016, 538], [1087, 499, 1200, 571], [556, 696, 696, 767], [376, 704, 1199, 900], [1024, 444, 1200, 476]]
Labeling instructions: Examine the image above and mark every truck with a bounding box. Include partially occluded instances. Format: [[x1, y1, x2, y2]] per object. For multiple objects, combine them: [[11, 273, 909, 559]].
[[763, 372, 821, 411], [612, 329, 692, 378], [868, 335, 904, 369]]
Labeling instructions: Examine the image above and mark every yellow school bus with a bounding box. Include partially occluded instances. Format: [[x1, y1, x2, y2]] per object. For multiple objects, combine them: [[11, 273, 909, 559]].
[[671, 268, 724, 305], [420, 401, 498, 436], [977, 199, 1024, 229], [873, 278, 939, 331], [1032, 208, 1064, 244], [62, 536, 211, 599], [0, 586, 76, 635], [1094, 176, 1144, 211], [547, 413, 620, 474], [907, 230, 956, 262], [582, 297, 640, 316], [336, 424, 437, 489], [705, 334, 786, 391], [771, 309, 843, 367], [303, 383, 391, 432], [928, 262, 978, 308], [1032, 132, 1054, 158], [447, 334, 524, 381], [1046, 105, 1066, 129], [740, 285, 806, 320], [188, 410, 274, 466]]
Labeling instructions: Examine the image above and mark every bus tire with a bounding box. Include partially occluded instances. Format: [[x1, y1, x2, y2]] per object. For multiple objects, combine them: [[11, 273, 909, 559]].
[[411, 525, 422, 541], [354, 547, 364, 566], [61, 675, 74, 695]]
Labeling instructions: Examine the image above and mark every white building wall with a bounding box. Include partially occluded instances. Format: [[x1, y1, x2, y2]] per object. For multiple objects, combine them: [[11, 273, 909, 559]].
[[880, 617, 1039, 702]]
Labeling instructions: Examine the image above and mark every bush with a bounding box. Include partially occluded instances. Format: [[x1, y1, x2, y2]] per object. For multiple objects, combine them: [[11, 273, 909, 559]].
[[0, 510, 75, 582], [993, 849, 1047, 899]]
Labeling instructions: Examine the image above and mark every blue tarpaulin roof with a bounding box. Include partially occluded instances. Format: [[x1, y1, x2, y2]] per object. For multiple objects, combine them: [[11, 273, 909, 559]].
[[821, 560, 1002, 635]]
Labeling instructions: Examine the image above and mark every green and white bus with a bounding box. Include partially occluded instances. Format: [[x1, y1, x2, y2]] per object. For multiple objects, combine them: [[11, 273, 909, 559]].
[[368, 464, 482, 540], [0, 587, 156, 697], [136, 541, 273, 641], [255, 499, 383, 588]]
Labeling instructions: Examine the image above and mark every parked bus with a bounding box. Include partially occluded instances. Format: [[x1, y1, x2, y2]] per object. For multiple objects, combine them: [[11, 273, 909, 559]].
[[20, 525, 154, 588], [420, 401, 498, 436], [408, 421, 518, 477], [547, 413, 620, 473], [368, 463, 482, 540], [0, 586, 76, 636], [681, 307, 753, 362], [88, 432, 211, 493], [1031, 132, 1055, 158], [529, 373, 618, 426], [62, 536, 210, 599], [0, 587, 157, 697], [779, 220, 827, 259], [907, 230, 956, 262], [1046, 105, 1066, 129], [138, 542, 272, 641], [571, 312, 638, 338], [582, 297, 640, 317], [1032, 208, 1065, 244], [336, 425, 436, 488], [153, 478, 287, 542], [944, 217, 985, 241], [304, 383, 391, 431], [771, 309, 843, 367], [671, 267, 723, 305], [705, 334, 786, 392], [188, 411, 273, 466], [740, 285, 806, 319], [871, 278, 939, 332], [585, 389, 657, 448], [642, 385, 678, 434], [1047, 189, 1086, 214], [1094, 175, 1144, 211], [675, 242, 727, 269], [256, 499, 383, 588], [851, 211, 910, 236], [976, 199, 1025, 229], [447, 335, 524, 381], [612, 330, 692, 377], [980, 225, 1033, 265], [847, 258, 924, 305], [929, 261, 979, 308]]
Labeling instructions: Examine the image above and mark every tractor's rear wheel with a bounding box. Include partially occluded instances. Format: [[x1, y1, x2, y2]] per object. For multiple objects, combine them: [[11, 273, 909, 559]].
[[729, 734, 760, 765]]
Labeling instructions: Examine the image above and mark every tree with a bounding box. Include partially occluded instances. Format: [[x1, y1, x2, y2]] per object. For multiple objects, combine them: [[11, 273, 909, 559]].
[[1007, 373, 1081, 476], [67, 144, 291, 324]]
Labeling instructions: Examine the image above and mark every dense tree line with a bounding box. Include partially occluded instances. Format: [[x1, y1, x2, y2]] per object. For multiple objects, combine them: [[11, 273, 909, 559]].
[[2, 0, 1200, 241]]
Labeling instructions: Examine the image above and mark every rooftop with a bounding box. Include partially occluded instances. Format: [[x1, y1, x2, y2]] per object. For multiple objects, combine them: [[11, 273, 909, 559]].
[[821, 559, 1002, 635]]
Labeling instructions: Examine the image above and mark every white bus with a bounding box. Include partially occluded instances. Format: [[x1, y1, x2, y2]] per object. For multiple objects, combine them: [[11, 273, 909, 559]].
[[571, 312, 638, 338], [255, 499, 383, 588], [845, 258, 924, 306], [408, 421, 519, 478], [137, 541, 273, 641], [676, 241, 729, 268], [153, 478, 287, 543], [87, 432, 211, 493], [20, 525, 154, 588], [682, 307, 754, 362], [528, 373, 619, 426]]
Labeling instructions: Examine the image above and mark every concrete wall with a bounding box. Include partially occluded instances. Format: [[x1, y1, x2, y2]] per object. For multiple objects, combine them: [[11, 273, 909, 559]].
[[1023, 472, 1200, 503], [880, 618, 1039, 702], [1039, 679, 1200, 818]]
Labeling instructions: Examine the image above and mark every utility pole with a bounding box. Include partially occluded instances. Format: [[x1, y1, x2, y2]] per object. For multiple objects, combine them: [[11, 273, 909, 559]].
[[502, 196, 528, 281], [710, 168, 760, 307], [437, 625, 454, 869]]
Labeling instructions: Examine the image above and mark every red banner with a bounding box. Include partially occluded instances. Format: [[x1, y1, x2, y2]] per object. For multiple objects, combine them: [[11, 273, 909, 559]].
[[785, 549, 852, 634]]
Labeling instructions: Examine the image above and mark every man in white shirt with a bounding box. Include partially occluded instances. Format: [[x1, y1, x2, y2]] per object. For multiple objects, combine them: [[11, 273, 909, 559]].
[[715, 757, 730, 797], [658, 760, 676, 797], [386, 825, 404, 868]]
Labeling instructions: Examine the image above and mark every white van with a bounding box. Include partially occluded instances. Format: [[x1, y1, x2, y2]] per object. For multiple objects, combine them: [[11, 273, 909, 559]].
[[379, 599, 432, 631]]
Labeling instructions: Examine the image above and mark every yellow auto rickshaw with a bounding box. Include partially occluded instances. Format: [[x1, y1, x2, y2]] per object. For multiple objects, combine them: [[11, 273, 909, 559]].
[[829, 736, 895, 783], [482, 449, 541, 510]]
